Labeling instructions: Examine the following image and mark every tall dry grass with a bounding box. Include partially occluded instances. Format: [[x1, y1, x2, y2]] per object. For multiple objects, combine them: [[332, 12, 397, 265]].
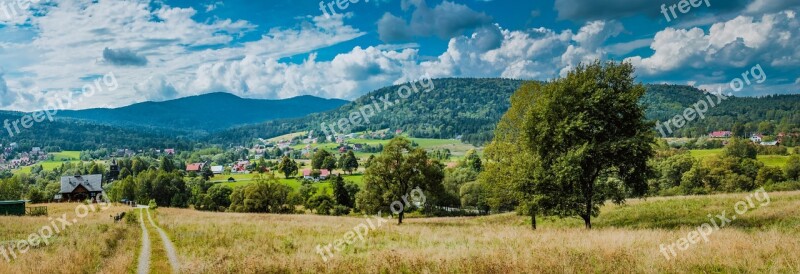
[[0, 203, 138, 274], [157, 191, 800, 273]]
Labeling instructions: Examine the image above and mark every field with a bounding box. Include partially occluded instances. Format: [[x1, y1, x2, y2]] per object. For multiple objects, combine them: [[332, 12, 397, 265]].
[[13, 151, 84, 174], [3, 191, 799, 273], [0, 203, 138, 274], [690, 148, 792, 167]]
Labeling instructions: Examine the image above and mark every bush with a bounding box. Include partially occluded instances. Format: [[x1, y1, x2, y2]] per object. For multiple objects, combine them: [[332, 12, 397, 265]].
[[148, 199, 158, 210], [763, 181, 800, 192], [332, 205, 351, 216], [125, 211, 138, 225], [27, 188, 46, 204]]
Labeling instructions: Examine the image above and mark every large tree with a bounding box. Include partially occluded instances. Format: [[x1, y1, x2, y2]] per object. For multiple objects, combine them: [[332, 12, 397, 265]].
[[358, 137, 444, 224], [488, 61, 655, 229]]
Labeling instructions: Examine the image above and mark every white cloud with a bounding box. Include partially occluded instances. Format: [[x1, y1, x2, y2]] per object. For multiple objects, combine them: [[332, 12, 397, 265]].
[[626, 11, 800, 75], [0, 0, 366, 111]]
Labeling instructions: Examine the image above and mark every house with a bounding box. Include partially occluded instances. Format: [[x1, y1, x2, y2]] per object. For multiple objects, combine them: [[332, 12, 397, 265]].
[[320, 169, 331, 180], [303, 169, 314, 180], [750, 134, 763, 143], [211, 165, 224, 174], [31, 147, 41, 153], [709, 131, 732, 138], [59, 175, 104, 202], [164, 149, 175, 155], [353, 144, 363, 151], [232, 161, 250, 173], [761, 141, 779, 146], [186, 163, 205, 172]]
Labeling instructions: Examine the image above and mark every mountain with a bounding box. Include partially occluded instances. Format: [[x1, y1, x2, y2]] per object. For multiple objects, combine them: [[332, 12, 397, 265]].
[[3, 79, 798, 151], [208, 78, 525, 145], [57, 92, 349, 132], [210, 80, 800, 145]]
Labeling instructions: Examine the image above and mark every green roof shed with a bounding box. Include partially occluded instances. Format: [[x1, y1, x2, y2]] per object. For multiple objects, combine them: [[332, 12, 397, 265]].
[[0, 200, 26, 216]]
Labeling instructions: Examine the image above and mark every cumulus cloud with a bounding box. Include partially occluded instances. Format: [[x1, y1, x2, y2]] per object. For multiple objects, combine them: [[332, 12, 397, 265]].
[[0, 0, 365, 110], [378, 0, 492, 42], [626, 11, 799, 75], [134, 75, 178, 102], [102, 48, 148, 66]]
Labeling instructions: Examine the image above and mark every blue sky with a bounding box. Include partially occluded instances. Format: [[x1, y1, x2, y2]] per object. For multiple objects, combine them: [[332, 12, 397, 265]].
[[0, 0, 798, 110]]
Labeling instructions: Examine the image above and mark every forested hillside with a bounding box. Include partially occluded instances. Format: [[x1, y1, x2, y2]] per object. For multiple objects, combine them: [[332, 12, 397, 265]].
[[0, 111, 193, 151], [208, 78, 525, 145], [211, 81, 800, 145], [644, 84, 800, 137]]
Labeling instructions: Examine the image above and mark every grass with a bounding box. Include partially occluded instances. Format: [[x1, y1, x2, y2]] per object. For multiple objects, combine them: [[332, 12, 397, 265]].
[[13, 151, 84, 174], [690, 148, 791, 167], [51, 151, 81, 161], [3, 192, 800, 273], [0, 203, 139, 273], [155, 191, 800, 273]]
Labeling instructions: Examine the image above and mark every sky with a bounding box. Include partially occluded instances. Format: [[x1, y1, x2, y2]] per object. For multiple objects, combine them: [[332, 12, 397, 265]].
[[0, 0, 798, 111]]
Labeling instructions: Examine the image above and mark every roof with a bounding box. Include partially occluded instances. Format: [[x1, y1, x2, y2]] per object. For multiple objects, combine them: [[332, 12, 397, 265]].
[[186, 163, 203, 171], [320, 169, 330, 176], [211, 166, 224, 172], [303, 169, 312, 176], [60, 175, 103, 193], [0, 200, 25, 205]]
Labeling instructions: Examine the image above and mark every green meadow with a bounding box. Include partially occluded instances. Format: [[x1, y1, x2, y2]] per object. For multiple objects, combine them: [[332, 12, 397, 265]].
[[690, 148, 792, 167]]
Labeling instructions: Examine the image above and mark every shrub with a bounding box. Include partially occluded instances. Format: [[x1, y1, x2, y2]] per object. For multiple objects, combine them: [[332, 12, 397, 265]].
[[332, 205, 351, 216], [148, 199, 158, 210], [125, 211, 138, 225]]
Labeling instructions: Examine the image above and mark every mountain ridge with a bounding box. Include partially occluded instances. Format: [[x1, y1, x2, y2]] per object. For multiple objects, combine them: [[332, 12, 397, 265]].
[[54, 92, 350, 133]]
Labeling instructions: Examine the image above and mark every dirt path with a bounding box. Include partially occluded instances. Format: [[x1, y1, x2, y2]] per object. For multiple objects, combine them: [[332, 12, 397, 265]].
[[137, 208, 151, 274], [146, 208, 181, 273]]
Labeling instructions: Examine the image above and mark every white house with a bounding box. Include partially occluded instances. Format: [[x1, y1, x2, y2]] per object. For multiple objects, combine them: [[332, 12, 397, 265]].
[[210, 166, 224, 174], [750, 134, 763, 143]]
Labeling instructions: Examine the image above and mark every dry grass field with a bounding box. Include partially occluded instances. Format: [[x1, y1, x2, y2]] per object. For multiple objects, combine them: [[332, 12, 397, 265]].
[[0, 203, 139, 274], [3, 191, 800, 273]]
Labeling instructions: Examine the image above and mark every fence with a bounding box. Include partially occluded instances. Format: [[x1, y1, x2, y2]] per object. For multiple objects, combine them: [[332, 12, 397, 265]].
[[26, 206, 48, 216]]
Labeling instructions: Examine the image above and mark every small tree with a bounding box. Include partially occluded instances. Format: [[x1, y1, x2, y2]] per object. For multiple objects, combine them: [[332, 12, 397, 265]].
[[785, 154, 800, 181], [343, 151, 359, 174], [277, 156, 298, 178], [332, 175, 352, 207]]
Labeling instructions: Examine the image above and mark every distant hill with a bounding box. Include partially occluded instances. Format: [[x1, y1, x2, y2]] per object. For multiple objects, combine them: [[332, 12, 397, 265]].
[[208, 78, 525, 145], [57, 92, 349, 132], [2, 80, 797, 151], [211, 81, 800, 145]]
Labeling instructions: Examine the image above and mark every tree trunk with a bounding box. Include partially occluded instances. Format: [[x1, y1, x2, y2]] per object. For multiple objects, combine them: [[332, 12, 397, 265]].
[[582, 215, 592, 229], [398, 211, 404, 225]]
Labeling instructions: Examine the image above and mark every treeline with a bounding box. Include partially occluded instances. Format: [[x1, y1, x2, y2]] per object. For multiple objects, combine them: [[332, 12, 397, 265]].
[[650, 138, 800, 196]]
